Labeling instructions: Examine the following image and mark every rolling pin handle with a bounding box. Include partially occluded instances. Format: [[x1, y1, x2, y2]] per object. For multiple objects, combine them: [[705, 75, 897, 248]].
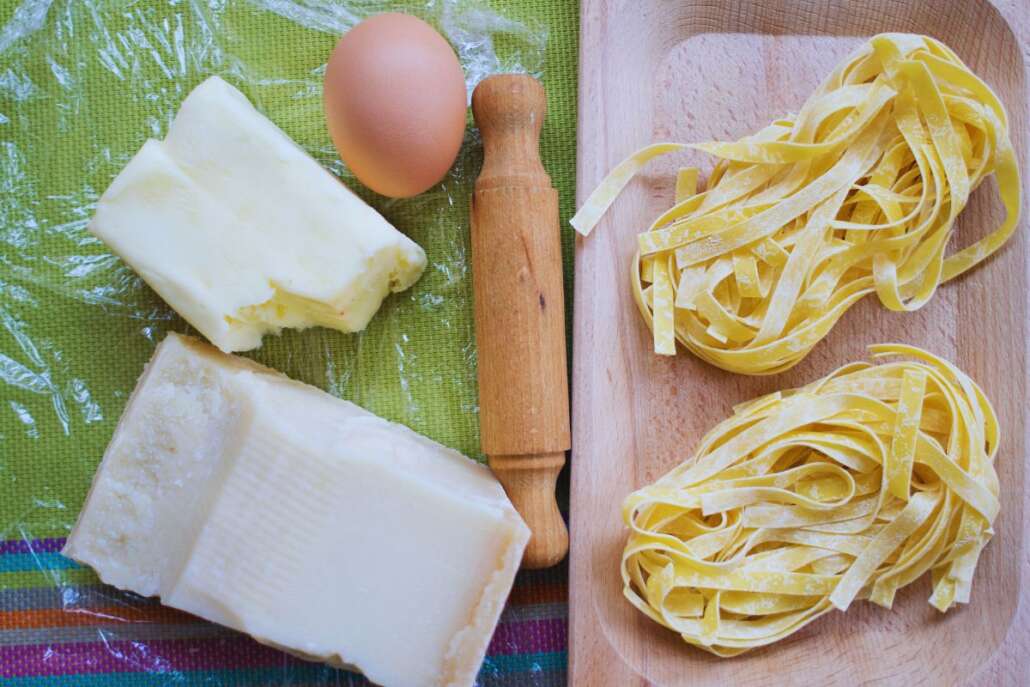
[[472, 75, 550, 190], [488, 452, 568, 569]]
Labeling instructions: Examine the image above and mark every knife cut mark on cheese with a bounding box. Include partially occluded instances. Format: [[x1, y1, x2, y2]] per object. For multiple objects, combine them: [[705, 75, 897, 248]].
[[89, 76, 427, 353], [621, 345, 1000, 656], [572, 33, 1022, 374]]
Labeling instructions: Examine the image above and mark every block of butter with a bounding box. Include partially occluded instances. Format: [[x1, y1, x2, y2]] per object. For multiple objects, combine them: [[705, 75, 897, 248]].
[[89, 76, 427, 352], [63, 333, 529, 687]]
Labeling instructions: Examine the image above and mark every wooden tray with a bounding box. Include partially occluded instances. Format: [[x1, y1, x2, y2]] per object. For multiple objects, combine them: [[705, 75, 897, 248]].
[[570, 1, 1029, 685]]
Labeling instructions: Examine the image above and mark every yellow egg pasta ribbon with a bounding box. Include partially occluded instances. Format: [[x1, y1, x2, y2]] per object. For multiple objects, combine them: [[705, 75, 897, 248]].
[[621, 345, 1000, 656], [573, 34, 1022, 375]]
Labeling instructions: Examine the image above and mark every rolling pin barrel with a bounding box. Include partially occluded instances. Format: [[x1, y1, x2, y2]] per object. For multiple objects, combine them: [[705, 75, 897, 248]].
[[471, 75, 570, 569]]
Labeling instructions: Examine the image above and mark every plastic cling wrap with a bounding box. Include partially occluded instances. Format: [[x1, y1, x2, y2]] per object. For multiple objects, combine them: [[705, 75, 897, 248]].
[[0, 0, 572, 684]]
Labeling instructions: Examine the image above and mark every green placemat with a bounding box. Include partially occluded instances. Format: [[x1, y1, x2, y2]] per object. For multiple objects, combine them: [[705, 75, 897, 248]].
[[0, 0, 578, 684]]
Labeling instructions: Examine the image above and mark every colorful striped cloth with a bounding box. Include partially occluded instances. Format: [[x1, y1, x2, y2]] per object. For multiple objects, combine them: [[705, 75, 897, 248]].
[[1, 538, 568, 685]]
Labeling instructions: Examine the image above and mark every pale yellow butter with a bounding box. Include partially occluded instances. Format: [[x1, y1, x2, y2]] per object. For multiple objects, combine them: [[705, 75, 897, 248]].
[[90, 77, 427, 352], [63, 333, 529, 687]]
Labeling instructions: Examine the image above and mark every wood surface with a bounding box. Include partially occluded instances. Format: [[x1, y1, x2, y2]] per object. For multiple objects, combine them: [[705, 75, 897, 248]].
[[471, 75, 571, 569], [571, 0, 1030, 684]]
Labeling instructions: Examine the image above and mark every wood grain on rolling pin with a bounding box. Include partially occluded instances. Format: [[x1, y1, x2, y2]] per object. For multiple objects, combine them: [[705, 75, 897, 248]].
[[472, 75, 570, 569]]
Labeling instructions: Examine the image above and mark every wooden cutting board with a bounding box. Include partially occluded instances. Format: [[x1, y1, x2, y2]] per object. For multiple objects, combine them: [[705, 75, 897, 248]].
[[570, 1, 1030, 685]]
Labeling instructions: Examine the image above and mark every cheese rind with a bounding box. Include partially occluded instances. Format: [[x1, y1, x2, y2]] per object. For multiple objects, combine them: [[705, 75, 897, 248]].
[[89, 76, 427, 353], [63, 333, 529, 687]]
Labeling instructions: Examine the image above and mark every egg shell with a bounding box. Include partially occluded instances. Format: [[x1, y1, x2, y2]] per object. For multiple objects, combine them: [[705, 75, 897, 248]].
[[324, 13, 468, 198]]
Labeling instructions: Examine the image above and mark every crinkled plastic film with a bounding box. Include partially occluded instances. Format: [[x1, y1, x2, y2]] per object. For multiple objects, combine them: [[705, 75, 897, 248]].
[[621, 345, 1000, 656], [0, 0, 561, 684], [572, 33, 1022, 375]]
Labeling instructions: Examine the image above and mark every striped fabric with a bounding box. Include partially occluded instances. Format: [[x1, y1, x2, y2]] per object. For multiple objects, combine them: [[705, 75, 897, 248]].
[[1, 538, 568, 685]]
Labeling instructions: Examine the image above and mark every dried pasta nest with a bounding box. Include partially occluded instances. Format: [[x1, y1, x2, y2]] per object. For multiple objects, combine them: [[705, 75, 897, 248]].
[[573, 33, 1021, 375], [621, 345, 1000, 655]]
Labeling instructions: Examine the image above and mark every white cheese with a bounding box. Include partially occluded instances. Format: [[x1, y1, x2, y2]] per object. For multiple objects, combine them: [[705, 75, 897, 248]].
[[63, 333, 529, 687], [89, 77, 427, 353]]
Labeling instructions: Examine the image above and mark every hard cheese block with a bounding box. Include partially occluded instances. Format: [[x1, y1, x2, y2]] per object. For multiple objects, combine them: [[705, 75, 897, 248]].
[[63, 333, 529, 687], [89, 76, 427, 353]]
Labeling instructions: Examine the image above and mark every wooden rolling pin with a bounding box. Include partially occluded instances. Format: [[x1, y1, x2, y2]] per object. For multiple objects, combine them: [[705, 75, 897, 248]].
[[470, 75, 570, 569]]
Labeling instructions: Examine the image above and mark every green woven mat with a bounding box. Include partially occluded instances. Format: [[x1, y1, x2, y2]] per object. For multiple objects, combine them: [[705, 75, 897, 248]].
[[0, 0, 578, 684]]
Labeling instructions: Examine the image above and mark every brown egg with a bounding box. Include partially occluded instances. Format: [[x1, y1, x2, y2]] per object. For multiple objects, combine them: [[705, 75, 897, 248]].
[[324, 13, 468, 198]]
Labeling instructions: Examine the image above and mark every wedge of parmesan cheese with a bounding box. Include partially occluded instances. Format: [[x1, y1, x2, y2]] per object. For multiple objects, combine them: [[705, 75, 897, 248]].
[[89, 76, 426, 353], [63, 333, 529, 687]]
